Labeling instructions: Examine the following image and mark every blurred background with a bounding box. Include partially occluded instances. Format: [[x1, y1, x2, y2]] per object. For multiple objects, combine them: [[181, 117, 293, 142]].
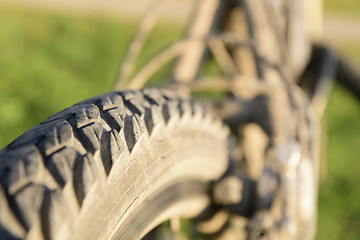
[[0, 0, 359, 239]]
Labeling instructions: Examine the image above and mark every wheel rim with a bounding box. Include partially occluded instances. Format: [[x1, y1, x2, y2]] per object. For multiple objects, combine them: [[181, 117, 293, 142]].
[[113, 179, 210, 239]]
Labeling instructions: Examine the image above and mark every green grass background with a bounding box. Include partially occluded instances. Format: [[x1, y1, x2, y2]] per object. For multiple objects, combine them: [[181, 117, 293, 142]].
[[0, 6, 184, 148], [0, 1, 359, 239], [317, 1, 360, 239], [325, 0, 360, 16]]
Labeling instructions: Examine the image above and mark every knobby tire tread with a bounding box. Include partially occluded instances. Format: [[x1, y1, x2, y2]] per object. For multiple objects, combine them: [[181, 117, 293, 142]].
[[0, 88, 227, 240]]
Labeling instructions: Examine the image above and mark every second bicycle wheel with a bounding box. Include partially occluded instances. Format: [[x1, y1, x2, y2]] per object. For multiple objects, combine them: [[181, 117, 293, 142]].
[[0, 88, 228, 240]]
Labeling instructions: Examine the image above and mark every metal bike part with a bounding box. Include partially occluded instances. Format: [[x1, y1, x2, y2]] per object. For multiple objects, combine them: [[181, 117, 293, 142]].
[[172, 0, 222, 85]]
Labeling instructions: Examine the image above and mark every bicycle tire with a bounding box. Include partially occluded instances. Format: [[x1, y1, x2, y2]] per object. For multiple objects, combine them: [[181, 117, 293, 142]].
[[0, 88, 228, 240]]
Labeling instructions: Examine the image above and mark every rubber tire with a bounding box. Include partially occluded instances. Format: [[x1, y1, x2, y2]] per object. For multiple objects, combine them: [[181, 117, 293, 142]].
[[0, 88, 228, 240]]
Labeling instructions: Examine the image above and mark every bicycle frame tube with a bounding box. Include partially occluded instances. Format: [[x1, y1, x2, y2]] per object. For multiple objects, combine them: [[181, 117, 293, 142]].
[[172, 0, 222, 84]]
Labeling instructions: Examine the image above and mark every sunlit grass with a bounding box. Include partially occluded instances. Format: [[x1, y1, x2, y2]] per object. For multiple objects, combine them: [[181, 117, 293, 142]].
[[316, 83, 360, 240], [315, 17, 360, 237], [0, 6, 183, 148], [0, 7, 130, 147], [324, 0, 360, 16]]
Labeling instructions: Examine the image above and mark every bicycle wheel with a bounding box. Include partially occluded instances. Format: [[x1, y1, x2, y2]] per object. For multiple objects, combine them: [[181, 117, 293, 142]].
[[0, 88, 228, 240]]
